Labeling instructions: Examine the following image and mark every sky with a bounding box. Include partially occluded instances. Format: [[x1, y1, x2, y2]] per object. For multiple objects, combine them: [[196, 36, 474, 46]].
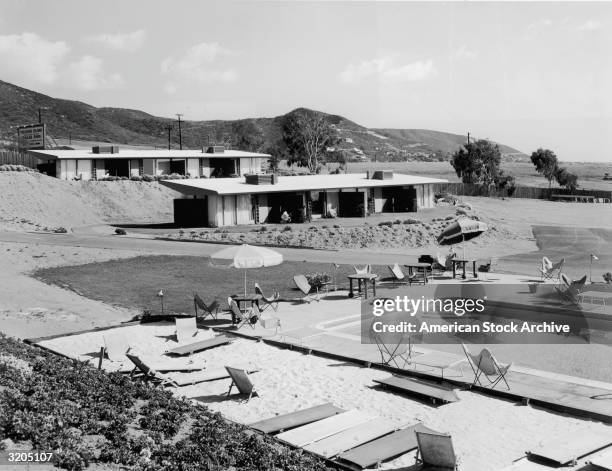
[[1, 0, 612, 161]]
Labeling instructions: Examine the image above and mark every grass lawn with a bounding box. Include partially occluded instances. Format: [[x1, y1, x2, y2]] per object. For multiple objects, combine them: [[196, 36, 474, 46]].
[[34, 255, 391, 316]]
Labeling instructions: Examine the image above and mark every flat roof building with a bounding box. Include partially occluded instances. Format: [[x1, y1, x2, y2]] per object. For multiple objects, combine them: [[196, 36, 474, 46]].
[[28, 146, 269, 181], [160, 172, 447, 227]]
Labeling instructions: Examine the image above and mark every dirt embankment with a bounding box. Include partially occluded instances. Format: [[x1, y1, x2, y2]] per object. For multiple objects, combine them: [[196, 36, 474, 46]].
[[0, 172, 178, 231]]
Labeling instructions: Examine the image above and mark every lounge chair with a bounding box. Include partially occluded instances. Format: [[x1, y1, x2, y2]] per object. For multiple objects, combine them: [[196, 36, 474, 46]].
[[227, 297, 261, 329], [461, 343, 512, 390], [250, 403, 345, 434], [167, 334, 231, 356], [193, 293, 219, 321], [126, 353, 180, 387], [293, 274, 319, 303], [225, 366, 258, 402], [555, 274, 587, 305], [415, 429, 458, 469], [103, 333, 130, 363], [255, 283, 280, 312], [353, 264, 372, 275], [540, 257, 564, 281], [374, 376, 460, 405], [387, 263, 415, 285], [175, 317, 199, 344], [528, 430, 612, 466]]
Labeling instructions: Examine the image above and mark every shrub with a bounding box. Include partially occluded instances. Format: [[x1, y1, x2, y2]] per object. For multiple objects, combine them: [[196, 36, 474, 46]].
[[604, 272, 612, 284], [378, 221, 393, 227], [53, 227, 68, 234], [0, 164, 38, 172], [282, 225, 292, 232], [115, 228, 127, 235], [305, 272, 331, 290]]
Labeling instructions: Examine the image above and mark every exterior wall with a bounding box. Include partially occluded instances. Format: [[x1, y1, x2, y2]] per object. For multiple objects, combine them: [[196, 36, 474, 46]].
[[77, 159, 92, 180], [187, 158, 200, 177], [222, 195, 237, 226], [60, 159, 77, 180], [373, 187, 384, 213], [207, 194, 219, 227], [422, 183, 435, 208], [200, 158, 211, 178], [142, 159, 155, 176], [130, 159, 140, 177], [236, 194, 253, 225], [156, 159, 170, 175]]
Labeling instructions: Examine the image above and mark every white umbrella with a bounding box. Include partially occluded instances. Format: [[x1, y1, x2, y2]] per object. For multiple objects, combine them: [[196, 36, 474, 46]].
[[210, 244, 283, 296]]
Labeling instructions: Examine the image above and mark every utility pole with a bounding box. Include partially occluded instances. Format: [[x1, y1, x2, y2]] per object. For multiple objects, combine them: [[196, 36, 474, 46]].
[[467, 132, 470, 144], [165, 124, 173, 150], [175, 114, 183, 150], [38, 106, 48, 124]]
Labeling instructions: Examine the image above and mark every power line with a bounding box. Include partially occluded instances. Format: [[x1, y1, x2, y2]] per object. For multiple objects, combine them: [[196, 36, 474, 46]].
[[176, 114, 183, 150]]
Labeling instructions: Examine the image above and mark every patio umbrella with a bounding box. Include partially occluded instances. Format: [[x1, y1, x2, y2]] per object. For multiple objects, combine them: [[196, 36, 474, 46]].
[[437, 218, 488, 258], [210, 244, 283, 296]]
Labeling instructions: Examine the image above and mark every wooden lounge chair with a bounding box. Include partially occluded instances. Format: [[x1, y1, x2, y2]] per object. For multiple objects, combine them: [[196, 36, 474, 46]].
[[103, 333, 130, 363], [374, 375, 460, 405], [175, 317, 199, 344], [497, 457, 555, 470], [276, 410, 375, 448], [527, 430, 612, 466], [338, 424, 435, 469], [126, 353, 180, 387], [387, 263, 414, 285], [304, 417, 399, 459], [255, 283, 280, 312], [589, 447, 612, 470], [540, 257, 565, 281], [193, 293, 219, 321], [225, 366, 258, 402], [461, 343, 511, 390], [167, 334, 231, 356], [415, 429, 457, 469], [293, 274, 319, 303], [555, 274, 587, 306], [227, 297, 261, 329], [250, 403, 345, 434]]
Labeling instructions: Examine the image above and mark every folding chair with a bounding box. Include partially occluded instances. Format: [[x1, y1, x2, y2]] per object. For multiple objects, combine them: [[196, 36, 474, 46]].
[[225, 366, 258, 402], [255, 283, 280, 312], [387, 264, 414, 286], [415, 429, 458, 470], [103, 333, 130, 363], [126, 353, 179, 388], [175, 317, 199, 344], [353, 264, 372, 275], [193, 293, 219, 321], [540, 257, 565, 281], [293, 274, 320, 303], [555, 274, 587, 306], [227, 297, 261, 329], [461, 343, 511, 390]]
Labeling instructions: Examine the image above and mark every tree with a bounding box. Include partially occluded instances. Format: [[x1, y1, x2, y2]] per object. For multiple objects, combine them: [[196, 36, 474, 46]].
[[530, 148, 559, 188], [282, 109, 338, 174], [264, 139, 287, 173], [450, 139, 504, 186], [231, 120, 265, 152], [555, 167, 579, 192]]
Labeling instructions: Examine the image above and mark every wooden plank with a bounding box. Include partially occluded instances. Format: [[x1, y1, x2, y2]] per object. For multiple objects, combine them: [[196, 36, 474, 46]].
[[527, 431, 612, 465], [374, 376, 460, 403], [250, 403, 345, 434], [590, 447, 612, 470], [276, 410, 374, 448], [303, 417, 399, 458], [337, 424, 437, 469], [167, 335, 230, 356], [168, 367, 258, 386]]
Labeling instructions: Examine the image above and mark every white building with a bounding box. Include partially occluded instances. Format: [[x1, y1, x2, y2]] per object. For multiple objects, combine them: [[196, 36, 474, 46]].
[[160, 171, 447, 227], [28, 146, 269, 181]]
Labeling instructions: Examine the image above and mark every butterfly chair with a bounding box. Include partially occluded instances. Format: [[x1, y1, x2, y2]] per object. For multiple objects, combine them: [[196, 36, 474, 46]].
[[555, 274, 587, 306], [227, 297, 261, 329], [540, 257, 565, 281], [254, 283, 280, 312], [461, 343, 512, 390], [387, 263, 415, 286], [353, 264, 372, 275], [193, 293, 219, 321], [370, 315, 413, 368], [293, 274, 320, 303]]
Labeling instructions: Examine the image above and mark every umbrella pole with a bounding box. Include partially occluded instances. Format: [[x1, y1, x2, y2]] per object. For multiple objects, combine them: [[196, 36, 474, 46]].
[[244, 270, 247, 297], [462, 234, 466, 259]]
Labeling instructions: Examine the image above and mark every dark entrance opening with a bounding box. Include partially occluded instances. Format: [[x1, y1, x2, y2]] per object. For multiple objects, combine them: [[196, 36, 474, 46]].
[[210, 158, 237, 178], [338, 192, 365, 217], [104, 159, 130, 178], [381, 186, 417, 212], [267, 192, 304, 223], [37, 161, 56, 177], [170, 159, 186, 175], [173, 198, 208, 226]]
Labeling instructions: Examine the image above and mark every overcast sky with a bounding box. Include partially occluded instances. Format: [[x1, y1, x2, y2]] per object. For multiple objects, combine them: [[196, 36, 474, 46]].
[[2, 0, 612, 161]]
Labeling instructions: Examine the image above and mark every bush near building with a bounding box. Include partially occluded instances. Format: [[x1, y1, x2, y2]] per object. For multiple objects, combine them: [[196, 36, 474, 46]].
[[0, 335, 331, 471]]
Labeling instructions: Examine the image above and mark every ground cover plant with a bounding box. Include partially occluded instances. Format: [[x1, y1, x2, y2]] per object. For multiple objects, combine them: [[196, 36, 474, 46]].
[[0, 334, 332, 471], [34, 256, 389, 315]]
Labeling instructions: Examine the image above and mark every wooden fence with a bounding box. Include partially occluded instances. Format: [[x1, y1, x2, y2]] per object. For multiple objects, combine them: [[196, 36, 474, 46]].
[[433, 182, 612, 202], [0, 151, 39, 169]]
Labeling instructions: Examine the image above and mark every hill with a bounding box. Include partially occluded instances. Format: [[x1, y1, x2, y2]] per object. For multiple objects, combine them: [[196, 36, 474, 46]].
[[0, 80, 524, 160]]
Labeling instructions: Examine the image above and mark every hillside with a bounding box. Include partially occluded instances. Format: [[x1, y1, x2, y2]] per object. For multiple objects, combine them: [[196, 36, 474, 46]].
[[0, 171, 179, 231], [0, 80, 524, 159]]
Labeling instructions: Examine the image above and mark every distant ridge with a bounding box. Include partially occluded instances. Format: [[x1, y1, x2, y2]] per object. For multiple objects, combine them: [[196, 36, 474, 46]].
[[0, 80, 524, 159]]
